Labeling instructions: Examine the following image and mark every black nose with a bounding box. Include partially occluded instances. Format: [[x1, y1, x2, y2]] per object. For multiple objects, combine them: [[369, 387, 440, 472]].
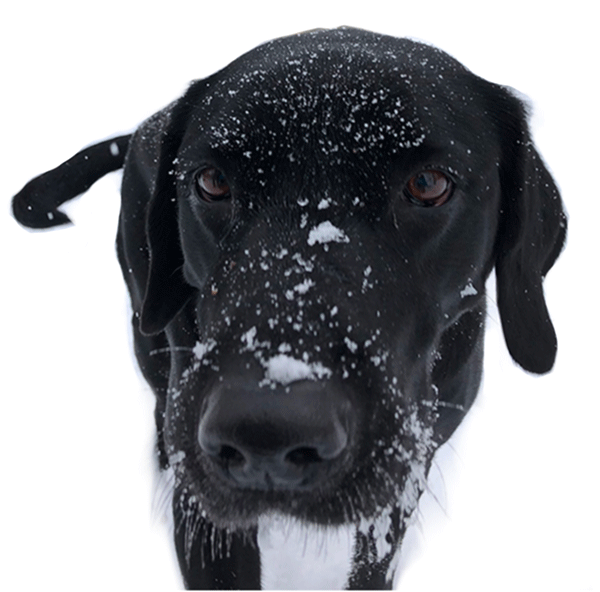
[[197, 380, 353, 490]]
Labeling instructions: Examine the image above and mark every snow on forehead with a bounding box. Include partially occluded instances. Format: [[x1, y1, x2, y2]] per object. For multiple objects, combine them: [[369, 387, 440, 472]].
[[195, 33, 458, 154], [227, 30, 460, 95], [248, 28, 461, 77]]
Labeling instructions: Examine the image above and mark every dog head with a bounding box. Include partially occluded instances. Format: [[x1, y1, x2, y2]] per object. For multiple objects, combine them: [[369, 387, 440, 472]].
[[130, 28, 565, 531]]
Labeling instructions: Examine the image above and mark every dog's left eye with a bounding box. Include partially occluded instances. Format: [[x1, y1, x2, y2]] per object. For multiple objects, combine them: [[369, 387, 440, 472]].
[[404, 170, 453, 207], [196, 167, 231, 202]]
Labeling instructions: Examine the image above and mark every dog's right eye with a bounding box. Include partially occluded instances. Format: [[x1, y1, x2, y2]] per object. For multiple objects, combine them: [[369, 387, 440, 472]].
[[196, 168, 231, 202]]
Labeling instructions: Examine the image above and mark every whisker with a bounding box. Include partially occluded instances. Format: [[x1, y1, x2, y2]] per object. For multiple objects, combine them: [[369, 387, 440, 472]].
[[152, 467, 176, 523], [149, 346, 195, 356]]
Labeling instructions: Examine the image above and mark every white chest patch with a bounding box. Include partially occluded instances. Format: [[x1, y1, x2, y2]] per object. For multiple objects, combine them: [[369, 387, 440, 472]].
[[257, 515, 356, 590]]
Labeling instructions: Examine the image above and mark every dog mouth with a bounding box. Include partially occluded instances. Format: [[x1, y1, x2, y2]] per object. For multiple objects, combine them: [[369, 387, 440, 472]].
[[170, 458, 427, 533]]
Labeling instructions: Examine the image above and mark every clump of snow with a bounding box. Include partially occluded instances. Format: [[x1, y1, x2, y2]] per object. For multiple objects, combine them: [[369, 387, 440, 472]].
[[358, 507, 396, 561], [285, 278, 315, 299], [284, 276, 316, 300], [193, 339, 216, 361], [295, 279, 314, 294], [168, 450, 186, 465], [291, 252, 314, 272], [362, 265, 374, 292], [263, 354, 332, 386], [240, 326, 258, 350], [307, 221, 350, 246], [176, 339, 219, 391], [344, 336, 358, 353], [460, 281, 478, 298]]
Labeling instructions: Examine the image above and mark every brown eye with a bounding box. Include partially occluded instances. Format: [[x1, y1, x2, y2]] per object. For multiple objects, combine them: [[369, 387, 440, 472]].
[[405, 170, 453, 207], [196, 167, 231, 202]]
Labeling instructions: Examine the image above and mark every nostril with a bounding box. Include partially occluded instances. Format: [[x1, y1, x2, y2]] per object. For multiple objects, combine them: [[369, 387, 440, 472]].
[[218, 445, 245, 465], [285, 446, 323, 466]]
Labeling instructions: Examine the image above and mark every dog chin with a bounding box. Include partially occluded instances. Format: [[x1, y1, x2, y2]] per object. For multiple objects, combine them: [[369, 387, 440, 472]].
[[257, 513, 357, 590]]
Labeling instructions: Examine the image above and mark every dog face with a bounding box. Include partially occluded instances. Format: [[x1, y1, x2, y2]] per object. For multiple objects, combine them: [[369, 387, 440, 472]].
[[126, 29, 565, 534], [14, 26, 566, 588]]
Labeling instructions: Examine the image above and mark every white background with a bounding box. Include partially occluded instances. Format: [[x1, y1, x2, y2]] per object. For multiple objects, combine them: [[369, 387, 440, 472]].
[[1, 1, 598, 590]]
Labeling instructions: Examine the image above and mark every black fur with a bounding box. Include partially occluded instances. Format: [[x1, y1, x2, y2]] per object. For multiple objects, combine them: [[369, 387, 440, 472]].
[[12, 28, 566, 589]]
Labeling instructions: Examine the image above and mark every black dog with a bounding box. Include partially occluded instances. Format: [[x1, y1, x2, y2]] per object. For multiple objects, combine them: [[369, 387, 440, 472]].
[[12, 28, 566, 589]]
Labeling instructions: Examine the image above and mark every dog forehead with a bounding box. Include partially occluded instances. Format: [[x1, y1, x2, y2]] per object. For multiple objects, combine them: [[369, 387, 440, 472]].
[[184, 30, 474, 158], [225, 27, 465, 87]]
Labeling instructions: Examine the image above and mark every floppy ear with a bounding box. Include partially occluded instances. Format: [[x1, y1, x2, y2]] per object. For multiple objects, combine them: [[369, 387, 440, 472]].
[[494, 91, 567, 374], [139, 87, 201, 336]]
